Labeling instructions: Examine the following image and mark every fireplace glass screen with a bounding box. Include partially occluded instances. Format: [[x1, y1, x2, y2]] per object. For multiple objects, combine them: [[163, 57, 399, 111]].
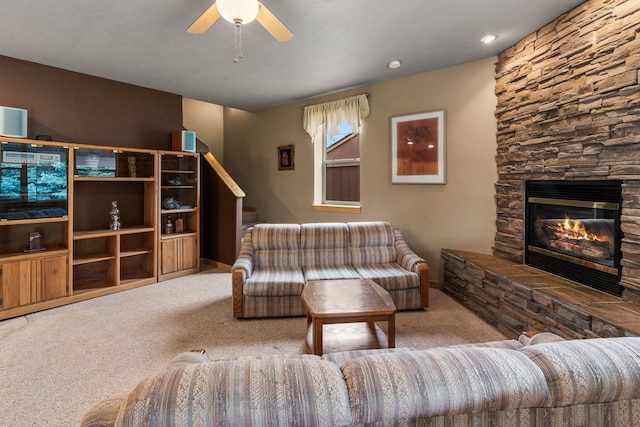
[[529, 200, 616, 271], [525, 180, 622, 296]]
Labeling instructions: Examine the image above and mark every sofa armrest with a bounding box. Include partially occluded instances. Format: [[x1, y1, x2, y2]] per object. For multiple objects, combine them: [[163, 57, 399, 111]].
[[232, 228, 255, 278], [392, 227, 429, 307], [518, 331, 566, 346], [80, 397, 126, 427], [231, 228, 255, 318], [392, 227, 426, 272], [168, 350, 211, 369]]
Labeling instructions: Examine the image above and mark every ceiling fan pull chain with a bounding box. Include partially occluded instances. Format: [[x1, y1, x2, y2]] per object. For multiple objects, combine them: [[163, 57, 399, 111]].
[[234, 22, 243, 63]]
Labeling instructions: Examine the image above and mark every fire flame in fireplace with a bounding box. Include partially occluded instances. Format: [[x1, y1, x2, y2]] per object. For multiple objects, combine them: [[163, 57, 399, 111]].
[[538, 215, 612, 261], [556, 216, 605, 242]]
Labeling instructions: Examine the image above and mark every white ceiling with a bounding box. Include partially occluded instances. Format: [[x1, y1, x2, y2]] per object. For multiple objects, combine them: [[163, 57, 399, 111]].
[[1, 0, 585, 112]]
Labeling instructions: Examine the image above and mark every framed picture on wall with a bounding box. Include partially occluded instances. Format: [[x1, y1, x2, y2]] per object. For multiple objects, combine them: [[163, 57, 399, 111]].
[[278, 144, 294, 171], [391, 110, 445, 184]]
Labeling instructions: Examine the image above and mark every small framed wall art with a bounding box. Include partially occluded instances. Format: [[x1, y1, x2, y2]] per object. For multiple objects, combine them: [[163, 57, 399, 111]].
[[278, 144, 294, 171], [391, 110, 445, 184]]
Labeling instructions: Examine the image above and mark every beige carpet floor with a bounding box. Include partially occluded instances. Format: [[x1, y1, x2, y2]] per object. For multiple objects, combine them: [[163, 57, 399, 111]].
[[0, 267, 506, 426]]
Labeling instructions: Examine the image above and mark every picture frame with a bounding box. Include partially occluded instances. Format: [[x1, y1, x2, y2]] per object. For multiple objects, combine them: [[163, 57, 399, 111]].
[[278, 144, 294, 171], [391, 110, 445, 184]]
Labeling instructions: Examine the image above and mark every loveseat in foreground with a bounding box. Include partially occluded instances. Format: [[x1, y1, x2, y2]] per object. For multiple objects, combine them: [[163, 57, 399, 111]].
[[81, 332, 640, 426], [232, 221, 429, 318]]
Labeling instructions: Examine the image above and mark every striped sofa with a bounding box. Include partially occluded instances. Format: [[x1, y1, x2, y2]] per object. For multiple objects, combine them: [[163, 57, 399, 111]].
[[231, 221, 429, 318], [81, 333, 640, 426]]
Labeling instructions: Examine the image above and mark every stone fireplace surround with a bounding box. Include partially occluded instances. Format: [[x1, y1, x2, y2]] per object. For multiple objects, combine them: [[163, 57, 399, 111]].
[[443, 0, 640, 338]]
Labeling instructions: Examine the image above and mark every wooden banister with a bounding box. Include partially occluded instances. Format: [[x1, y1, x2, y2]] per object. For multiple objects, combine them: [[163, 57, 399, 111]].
[[200, 152, 246, 268]]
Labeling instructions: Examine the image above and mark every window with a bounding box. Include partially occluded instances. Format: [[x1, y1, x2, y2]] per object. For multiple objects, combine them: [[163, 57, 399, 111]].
[[324, 121, 359, 203], [303, 94, 369, 210]]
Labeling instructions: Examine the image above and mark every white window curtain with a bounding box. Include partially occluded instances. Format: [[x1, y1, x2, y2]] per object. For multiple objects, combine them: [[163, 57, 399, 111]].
[[303, 93, 370, 140]]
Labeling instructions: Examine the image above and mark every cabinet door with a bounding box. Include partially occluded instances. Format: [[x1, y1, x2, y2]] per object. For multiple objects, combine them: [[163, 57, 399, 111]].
[[40, 255, 68, 301], [0, 260, 32, 309], [161, 239, 179, 275], [0, 255, 68, 310], [161, 236, 198, 275], [180, 235, 198, 271]]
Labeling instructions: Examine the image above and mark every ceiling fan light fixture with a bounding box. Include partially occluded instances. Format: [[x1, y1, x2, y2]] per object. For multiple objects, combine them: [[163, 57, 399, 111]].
[[218, 0, 259, 24]]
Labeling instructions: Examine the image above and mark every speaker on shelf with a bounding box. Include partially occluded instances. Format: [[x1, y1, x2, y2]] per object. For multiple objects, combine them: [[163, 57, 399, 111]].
[[0, 106, 27, 138], [172, 130, 196, 153]]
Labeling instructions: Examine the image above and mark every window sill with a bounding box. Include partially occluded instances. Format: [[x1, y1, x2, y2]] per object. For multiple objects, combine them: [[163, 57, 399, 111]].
[[312, 204, 361, 214]]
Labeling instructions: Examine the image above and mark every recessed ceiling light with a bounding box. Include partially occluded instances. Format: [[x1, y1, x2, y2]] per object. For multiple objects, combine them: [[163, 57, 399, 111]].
[[481, 35, 497, 44], [388, 60, 401, 69]]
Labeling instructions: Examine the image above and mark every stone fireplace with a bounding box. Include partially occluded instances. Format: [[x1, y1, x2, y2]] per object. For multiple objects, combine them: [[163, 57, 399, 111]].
[[524, 180, 622, 296], [492, 0, 640, 305], [442, 0, 640, 340]]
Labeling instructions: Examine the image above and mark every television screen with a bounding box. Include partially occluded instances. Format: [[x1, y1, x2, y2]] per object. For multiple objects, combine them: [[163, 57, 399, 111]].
[[0, 142, 68, 220]]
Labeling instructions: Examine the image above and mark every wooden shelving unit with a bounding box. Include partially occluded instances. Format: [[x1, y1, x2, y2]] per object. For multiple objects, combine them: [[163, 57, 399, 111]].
[[71, 146, 157, 293], [0, 138, 71, 318], [158, 150, 200, 281], [0, 138, 203, 320], [0, 138, 161, 320]]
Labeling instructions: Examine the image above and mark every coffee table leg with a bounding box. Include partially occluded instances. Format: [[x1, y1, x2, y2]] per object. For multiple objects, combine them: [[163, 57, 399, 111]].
[[388, 314, 395, 348], [305, 313, 313, 354], [313, 318, 323, 356]]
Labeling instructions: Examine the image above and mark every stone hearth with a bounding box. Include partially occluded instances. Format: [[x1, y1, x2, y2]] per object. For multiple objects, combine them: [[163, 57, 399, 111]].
[[442, 249, 640, 339]]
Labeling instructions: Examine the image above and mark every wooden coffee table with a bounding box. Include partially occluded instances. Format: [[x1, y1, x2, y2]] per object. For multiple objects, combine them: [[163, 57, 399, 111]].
[[301, 279, 397, 356]]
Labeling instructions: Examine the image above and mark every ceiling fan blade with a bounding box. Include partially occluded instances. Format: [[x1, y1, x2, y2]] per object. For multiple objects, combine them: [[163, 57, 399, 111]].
[[187, 2, 221, 34], [256, 2, 293, 42]]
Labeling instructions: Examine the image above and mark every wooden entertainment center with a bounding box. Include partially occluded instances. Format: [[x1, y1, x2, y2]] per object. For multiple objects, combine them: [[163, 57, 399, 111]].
[[0, 137, 200, 320]]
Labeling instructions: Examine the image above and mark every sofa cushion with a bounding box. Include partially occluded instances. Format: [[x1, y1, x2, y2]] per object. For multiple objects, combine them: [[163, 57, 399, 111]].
[[243, 267, 305, 297], [445, 339, 524, 350], [303, 265, 361, 281], [520, 337, 640, 407], [322, 347, 417, 367], [300, 223, 360, 281], [341, 347, 549, 424], [300, 223, 352, 266], [348, 221, 397, 265], [115, 358, 353, 427], [252, 224, 301, 268], [353, 262, 420, 291]]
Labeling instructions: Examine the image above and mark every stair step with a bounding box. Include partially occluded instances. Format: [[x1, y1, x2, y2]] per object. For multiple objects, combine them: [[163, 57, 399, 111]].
[[242, 208, 257, 225], [243, 213, 257, 223]]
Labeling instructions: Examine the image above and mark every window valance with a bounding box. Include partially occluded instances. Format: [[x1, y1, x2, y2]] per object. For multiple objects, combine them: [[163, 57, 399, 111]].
[[302, 93, 370, 139]]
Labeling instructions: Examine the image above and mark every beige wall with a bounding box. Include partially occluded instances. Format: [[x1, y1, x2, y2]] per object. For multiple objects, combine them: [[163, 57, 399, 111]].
[[223, 57, 498, 280], [183, 98, 224, 161]]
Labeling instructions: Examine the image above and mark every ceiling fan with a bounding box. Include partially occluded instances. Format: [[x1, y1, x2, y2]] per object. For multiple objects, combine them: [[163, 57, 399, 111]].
[[188, 0, 293, 42]]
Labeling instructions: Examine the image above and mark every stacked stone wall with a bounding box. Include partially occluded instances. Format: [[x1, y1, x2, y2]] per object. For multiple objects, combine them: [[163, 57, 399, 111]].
[[442, 249, 640, 339], [494, 0, 640, 301]]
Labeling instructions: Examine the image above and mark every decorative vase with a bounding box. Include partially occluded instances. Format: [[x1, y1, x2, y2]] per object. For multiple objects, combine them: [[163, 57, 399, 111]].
[[109, 201, 121, 231], [165, 215, 173, 234]]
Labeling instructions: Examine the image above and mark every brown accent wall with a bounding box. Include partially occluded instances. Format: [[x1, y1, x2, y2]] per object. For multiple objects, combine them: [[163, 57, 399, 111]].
[[0, 55, 182, 149], [494, 0, 640, 300]]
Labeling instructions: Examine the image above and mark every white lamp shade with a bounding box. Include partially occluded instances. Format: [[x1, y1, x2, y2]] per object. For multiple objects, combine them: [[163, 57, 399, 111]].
[[217, 0, 259, 24]]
